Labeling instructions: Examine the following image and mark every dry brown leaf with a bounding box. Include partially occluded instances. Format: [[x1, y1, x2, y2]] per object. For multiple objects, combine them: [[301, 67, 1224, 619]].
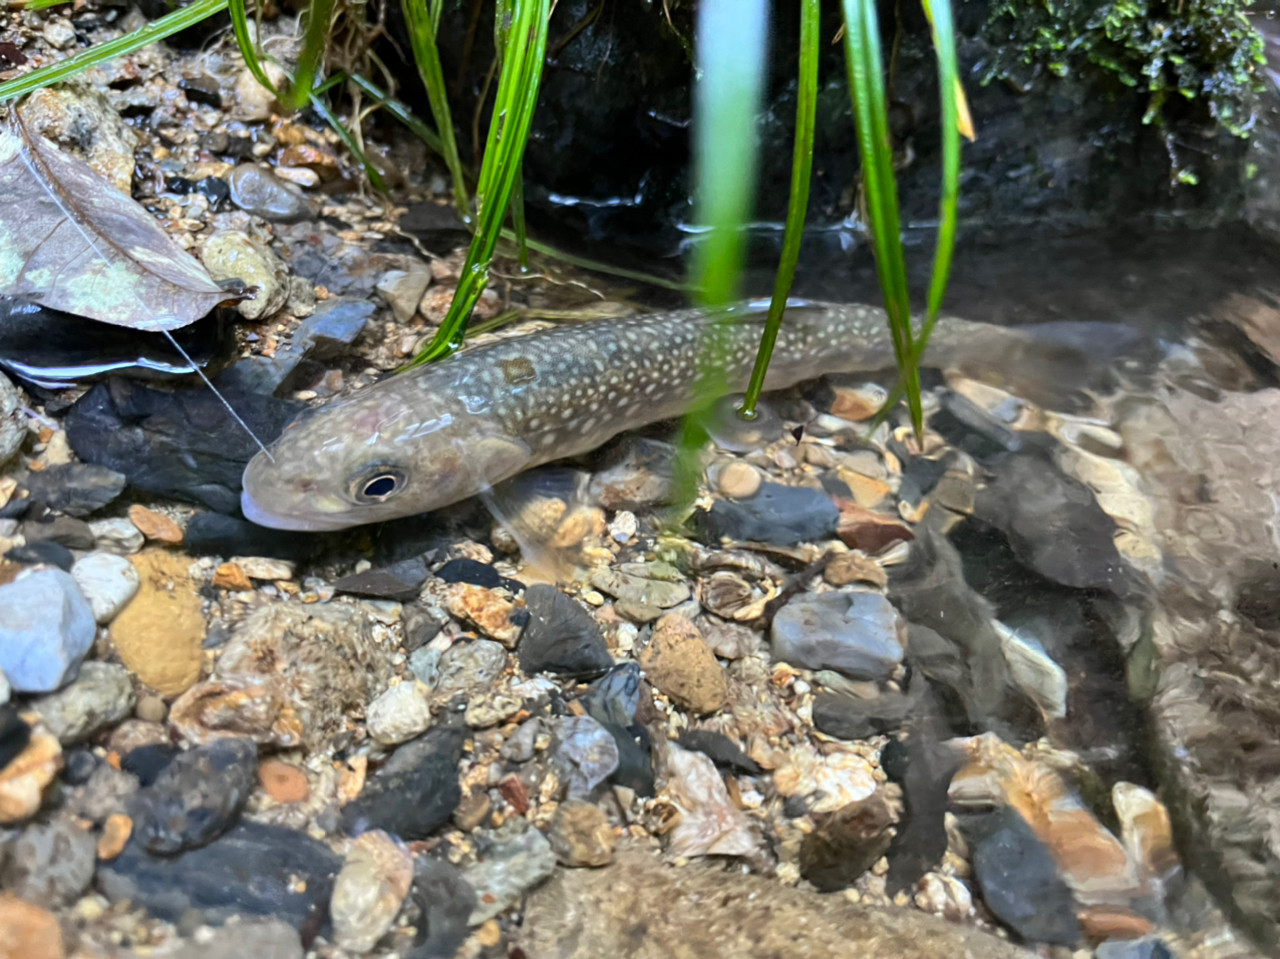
[[0, 112, 244, 331]]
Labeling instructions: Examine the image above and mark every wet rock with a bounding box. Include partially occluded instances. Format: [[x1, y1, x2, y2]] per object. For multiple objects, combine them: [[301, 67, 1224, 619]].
[[23, 82, 138, 191], [376, 264, 433, 323], [693, 482, 839, 546], [258, 758, 309, 805], [293, 297, 377, 361], [341, 725, 463, 839], [127, 504, 184, 545], [0, 895, 63, 959], [994, 620, 1068, 720], [465, 820, 557, 924], [824, 550, 888, 588], [836, 503, 916, 554], [582, 662, 642, 727], [5, 540, 74, 571], [0, 707, 31, 769], [661, 743, 758, 859], [401, 604, 444, 652], [119, 743, 177, 787], [774, 743, 877, 814], [519, 846, 1037, 958], [601, 722, 655, 797], [21, 513, 95, 550], [971, 807, 1082, 946], [0, 814, 96, 906], [98, 820, 340, 929], [171, 919, 303, 959], [20, 464, 126, 516], [170, 603, 392, 749], [799, 790, 896, 892], [129, 738, 257, 854], [465, 686, 522, 728], [0, 568, 96, 693], [0, 731, 61, 823], [637, 614, 727, 715], [407, 856, 475, 959], [444, 583, 522, 646], [226, 163, 316, 222], [435, 557, 521, 590], [589, 566, 690, 620], [70, 551, 139, 624], [366, 681, 433, 746], [109, 551, 205, 698], [88, 516, 144, 554], [587, 438, 676, 510], [770, 590, 904, 681], [550, 716, 619, 799], [66, 378, 303, 514], [0, 371, 22, 464], [333, 555, 430, 601], [1094, 938, 1175, 959], [183, 513, 309, 561], [233, 556, 295, 580], [201, 231, 289, 321], [408, 645, 442, 686], [811, 686, 918, 741], [432, 639, 508, 703], [677, 729, 761, 775], [31, 662, 135, 744], [714, 461, 763, 499], [500, 718, 543, 764], [519, 585, 613, 676], [331, 829, 414, 953], [550, 799, 616, 867]]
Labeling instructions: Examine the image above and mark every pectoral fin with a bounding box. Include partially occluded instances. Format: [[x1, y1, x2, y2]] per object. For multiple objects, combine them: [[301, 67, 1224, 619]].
[[472, 433, 533, 489]]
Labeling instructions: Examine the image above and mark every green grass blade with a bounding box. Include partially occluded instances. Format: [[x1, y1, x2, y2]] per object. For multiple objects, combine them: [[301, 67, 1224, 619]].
[[406, 0, 550, 368], [309, 91, 388, 193], [839, 0, 922, 434], [26, 0, 73, 10], [505, 231, 693, 292], [918, 0, 961, 346], [227, 0, 279, 98], [0, 0, 229, 101], [345, 72, 445, 154], [740, 0, 819, 417], [283, 0, 338, 111], [403, 0, 472, 221]]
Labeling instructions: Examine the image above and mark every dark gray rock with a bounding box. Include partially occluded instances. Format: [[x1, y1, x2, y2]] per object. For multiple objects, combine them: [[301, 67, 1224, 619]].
[[333, 556, 430, 601], [6, 539, 74, 570], [811, 687, 919, 741], [0, 706, 32, 769], [601, 722, 654, 797], [97, 820, 340, 929], [21, 513, 95, 550], [226, 164, 316, 222], [677, 729, 760, 776], [129, 738, 258, 854], [0, 814, 97, 906], [64, 377, 304, 514], [519, 585, 613, 677], [582, 662, 642, 727], [799, 792, 895, 892], [184, 512, 313, 561], [340, 726, 463, 839], [881, 734, 962, 894], [401, 604, 444, 652], [121, 744, 179, 787], [20, 464, 126, 516], [770, 590, 904, 680], [405, 856, 476, 959], [0, 568, 97, 693], [971, 807, 1081, 946], [291, 299, 376, 361], [434, 558, 523, 591], [693, 482, 839, 546]]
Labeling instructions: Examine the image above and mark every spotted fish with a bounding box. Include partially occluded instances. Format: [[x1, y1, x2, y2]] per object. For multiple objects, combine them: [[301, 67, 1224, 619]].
[[240, 300, 1084, 531]]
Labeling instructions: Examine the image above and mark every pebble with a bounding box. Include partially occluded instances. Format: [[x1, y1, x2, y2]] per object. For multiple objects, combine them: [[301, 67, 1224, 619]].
[[88, 516, 144, 554], [1, 814, 96, 905], [582, 662, 642, 727], [226, 162, 315, 222], [98, 820, 340, 929], [465, 687, 523, 728], [408, 644, 442, 686], [465, 821, 557, 924], [550, 799, 616, 867], [135, 694, 167, 723], [608, 509, 638, 543], [367, 680, 433, 745], [773, 743, 877, 814], [714, 461, 763, 499], [0, 372, 23, 464], [31, 662, 136, 744], [770, 590, 905, 681], [22, 464, 126, 517], [677, 729, 761, 775], [823, 550, 888, 587], [662, 742, 758, 858], [993, 620, 1068, 720], [330, 829, 414, 953], [552, 716, 620, 799], [811, 686, 917, 740], [589, 567, 690, 615], [0, 568, 97, 693], [0, 894, 64, 959], [258, 758, 310, 804], [433, 639, 508, 703], [70, 551, 140, 624], [830, 383, 887, 421], [21, 513, 95, 550], [408, 856, 476, 959], [587, 438, 676, 510], [129, 738, 258, 854], [835, 503, 916, 554], [445, 583, 522, 647], [290, 298, 376, 360], [637, 614, 727, 715], [0, 731, 62, 823], [97, 812, 132, 860], [971, 806, 1082, 945], [172, 919, 303, 959], [234, 555, 296, 580], [1095, 938, 1175, 959], [341, 725, 463, 839], [170, 603, 391, 749], [6, 540, 74, 571], [334, 555, 430, 601], [694, 482, 839, 546], [799, 790, 896, 891], [109, 551, 205, 697], [376, 264, 433, 322], [212, 561, 252, 591], [201, 230, 289, 320], [518, 584, 613, 676]]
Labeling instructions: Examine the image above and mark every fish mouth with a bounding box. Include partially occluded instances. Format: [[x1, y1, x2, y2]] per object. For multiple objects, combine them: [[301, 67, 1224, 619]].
[[239, 487, 351, 532]]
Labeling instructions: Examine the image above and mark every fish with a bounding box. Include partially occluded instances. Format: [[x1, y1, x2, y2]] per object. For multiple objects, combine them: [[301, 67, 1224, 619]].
[[240, 300, 1105, 531]]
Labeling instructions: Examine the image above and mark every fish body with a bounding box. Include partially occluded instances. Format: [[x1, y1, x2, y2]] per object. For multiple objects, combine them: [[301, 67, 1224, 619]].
[[240, 300, 1063, 531]]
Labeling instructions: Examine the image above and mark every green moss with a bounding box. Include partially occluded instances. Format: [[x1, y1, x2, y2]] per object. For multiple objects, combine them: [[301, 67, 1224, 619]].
[[984, 0, 1266, 177]]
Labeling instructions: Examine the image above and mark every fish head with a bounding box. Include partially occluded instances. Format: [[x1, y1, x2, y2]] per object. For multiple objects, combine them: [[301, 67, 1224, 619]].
[[240, 382, 530, 531]]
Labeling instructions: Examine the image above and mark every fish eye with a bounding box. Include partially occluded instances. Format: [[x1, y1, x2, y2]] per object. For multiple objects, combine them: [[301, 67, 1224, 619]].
[[349, 466, 407, 504]]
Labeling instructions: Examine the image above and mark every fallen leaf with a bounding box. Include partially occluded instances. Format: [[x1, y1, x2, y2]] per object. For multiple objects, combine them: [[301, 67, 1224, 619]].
[[0, 112, 244, 331]]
